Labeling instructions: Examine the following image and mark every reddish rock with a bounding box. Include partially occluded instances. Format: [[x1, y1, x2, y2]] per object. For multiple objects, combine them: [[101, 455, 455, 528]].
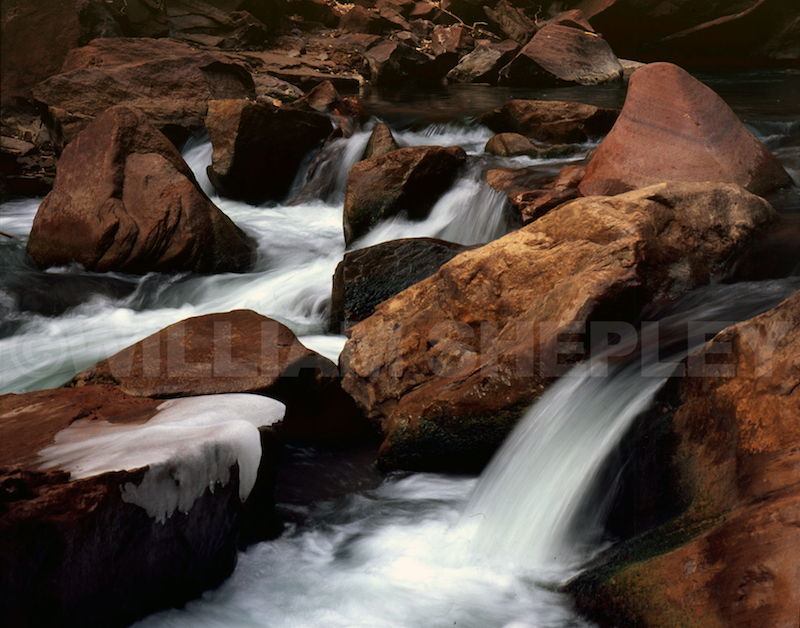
[[339, 181, 776, 471], [486, 164, 584, 224], [483, 0, 539, 44], [343, 145, 467, 246], [544, 8, 596, 32], [339, 5, 393, 34], [68, 310, 369, 441], [479, 99, 620, 144], [445, 39, 520, 84], [571, 290, 800, 628], [330, 237, 472, 333], [205, 99, 333, 204], [32, 38, 256, 150], [0, 384, 284, 628], [430, 25, 475, 57], [364, 40, 442, 86], [0, 0, 80, 105], [499, 24, 623, 86], [579, 62, 793, 197], [26, 106, 255, 275]]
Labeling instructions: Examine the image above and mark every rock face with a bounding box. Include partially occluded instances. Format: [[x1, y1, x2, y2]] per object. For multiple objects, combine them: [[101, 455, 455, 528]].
[[32, 38, 256, 149], [580, 63, 792, 197], [343, 145, 467, 246], [499, 24, 623, 86], [444, 39, 519, 84], [330, 237, 471, 333], [479, 99, 620, 144], [26, 106, 255, 275], [339, 181, 776, 471], [205, 99, 333, 204], [0, 384, 284, 628], [68, 310, 368, 441], [571, 289, 800, 628]]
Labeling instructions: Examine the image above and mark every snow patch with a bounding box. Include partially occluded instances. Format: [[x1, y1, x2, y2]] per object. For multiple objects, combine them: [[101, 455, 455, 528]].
[[38, 394, 285, 523]]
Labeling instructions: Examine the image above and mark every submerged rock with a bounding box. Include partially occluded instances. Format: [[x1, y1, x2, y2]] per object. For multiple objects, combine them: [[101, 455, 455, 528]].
[[571, 289, 800, 628], [339, 181, 776, 471], [68, 309, 369, 442], [343, 145, 467, 246], [499, 24, 623, 86], [205, 98, 333, 204], [330, 237, 472, 333], [479, 99, 620, 144], [26, 106, 256, 275], [579, 62, 793, 197], [0, 385, 284, 628]]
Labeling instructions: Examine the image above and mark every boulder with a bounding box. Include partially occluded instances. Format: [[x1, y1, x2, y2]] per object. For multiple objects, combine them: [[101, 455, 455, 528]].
[[445, 39, 520, 84], [479, 99, 620, 144], [544, 8, 595, 32], [26, 106, 256, 275], [499, 24, 623, 86], [0, 384, 284, 628], [32, 38, 256, 150], [362, 122, 401, 160], [364, 40, 443, 87], [339, 181, 776, 471], [77, 0, 125, 46], [430, 25, 475, 57], [0, 0, 80, 105], [330, 237, 472, 333], [68, 309, 369, 442], [579, 62, 793, 197], [205, 99, 333, 204], [339, 5, 394, 34], [484, 132, 573, 158], [571, 289, 800, 628], [483, 0, 539, 44], [343, 145, 467, 246]]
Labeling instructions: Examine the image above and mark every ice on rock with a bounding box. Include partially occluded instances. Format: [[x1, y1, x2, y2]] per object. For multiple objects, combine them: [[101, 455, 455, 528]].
[[38, 394, 285, 523]]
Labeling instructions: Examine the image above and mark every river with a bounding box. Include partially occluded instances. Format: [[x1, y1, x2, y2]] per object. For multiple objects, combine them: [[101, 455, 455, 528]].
[[1, 68, 798, 627]]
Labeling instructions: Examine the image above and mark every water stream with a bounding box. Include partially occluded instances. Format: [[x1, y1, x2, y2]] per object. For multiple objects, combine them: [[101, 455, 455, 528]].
[[1, 71, 798, 627]]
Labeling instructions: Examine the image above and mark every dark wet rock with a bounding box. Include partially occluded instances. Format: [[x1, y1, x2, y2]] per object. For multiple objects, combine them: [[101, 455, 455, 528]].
[[205, 98, 333, 204], [27, 106, 256, 275], [330, 237, 471, 333], [484, 132, 573, 158], [77, 0, 125, 45], [343, 145, 467, 246], [362, 122, 401, 160], [499, 24, 623, 86], [483, 0, 539, 44], [364, 40, 442, 86]]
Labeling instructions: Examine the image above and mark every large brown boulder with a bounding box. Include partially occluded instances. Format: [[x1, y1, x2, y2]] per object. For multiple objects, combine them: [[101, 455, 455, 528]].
[[444, 39, 520, 84], [0, 384, 284, 628], [32, 38, 256, 150], [579, 62, 793, 198], [68, 310, 369, 441], [330, 237, 472, 333], [343, 145, 467, 246], [26, 106, 255, 275], [205, 99, 333, 204], [483, 0, 539, 45], [499, 24, 623, 86], [339, 181, 776, 471], [571, 289, 800, 628], [479, 99, 620, 144]]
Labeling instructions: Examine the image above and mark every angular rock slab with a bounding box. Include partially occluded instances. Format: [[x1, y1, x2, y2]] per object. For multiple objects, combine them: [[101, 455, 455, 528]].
[[68, 309, 368, 441], [0, 385, 284, 628], [571, 289, 800, 628], [26, 106, 255, 275], [343, 145, 467, 246], [206, 98, 333, 204], [579, 62, 792, 197], [499, 24, 623, 87], [340, 181, 776, 471]]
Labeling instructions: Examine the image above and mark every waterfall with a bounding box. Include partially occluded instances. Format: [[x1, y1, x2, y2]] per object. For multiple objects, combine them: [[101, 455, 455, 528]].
[[460, 278, 800, 575]]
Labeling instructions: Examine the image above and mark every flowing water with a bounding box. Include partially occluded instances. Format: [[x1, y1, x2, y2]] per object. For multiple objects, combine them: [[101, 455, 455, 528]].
[[1, 70, 799, 627]]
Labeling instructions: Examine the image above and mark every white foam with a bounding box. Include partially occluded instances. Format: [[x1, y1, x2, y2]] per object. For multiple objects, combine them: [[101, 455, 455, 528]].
[[38, 394, 285, 523]]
